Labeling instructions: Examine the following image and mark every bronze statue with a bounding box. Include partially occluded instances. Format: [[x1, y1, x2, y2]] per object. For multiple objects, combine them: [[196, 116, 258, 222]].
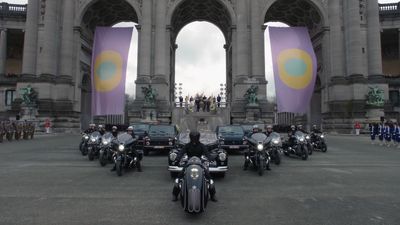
[[142, 85, 157, 106], [20, 85, 38, 106], [244, 85, 259, 105], [366, 86, 385, 107]]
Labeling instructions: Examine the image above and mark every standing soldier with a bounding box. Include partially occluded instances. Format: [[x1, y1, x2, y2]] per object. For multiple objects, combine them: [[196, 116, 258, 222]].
[[378, 122, 385, 146], [369, 123, 377, 145], [354, 121, 361, 136], [217, 95, 221, 108], [392, 122, 399, 148], [23, 121, 29, 140], [384, 122, 392, 147], [0, 121, 4, 143]]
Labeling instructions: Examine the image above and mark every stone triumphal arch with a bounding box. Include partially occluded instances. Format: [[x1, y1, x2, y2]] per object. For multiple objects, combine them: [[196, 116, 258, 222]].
[[0, 0, 397, 133]]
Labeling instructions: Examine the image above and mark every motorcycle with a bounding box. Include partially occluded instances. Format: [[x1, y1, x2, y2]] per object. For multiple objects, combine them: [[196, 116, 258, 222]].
[[113, 133, 143, 176], [305, 134, 314, 155], [243, 133, 271, 176], [266, 132, 282, 165], [87, 131, 101, 161], [99, 132, 115, 166], [311, 133, 327, 152], [79, 133, 90, 155], [283, 131, 308, 160], [178, 156, 210, 214]]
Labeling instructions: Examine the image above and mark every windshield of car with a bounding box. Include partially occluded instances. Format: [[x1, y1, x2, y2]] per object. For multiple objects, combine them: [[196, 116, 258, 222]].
[[149, 125, 175, 135], [132, 124, 149, 132], [218, 126, 244, 135]]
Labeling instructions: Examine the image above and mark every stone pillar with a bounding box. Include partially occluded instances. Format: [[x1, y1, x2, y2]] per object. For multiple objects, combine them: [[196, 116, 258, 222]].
[[0, 29, 7, 75], [59, 0, 75, 78], [137, 0, 152, 78], [344, 0, 363, 76], [236, 0, 249, 77], [21, 0, 39, 75], [367, 0, 383, 76], [40, 0, 59, 76], [328, 0, 345, 78], [250, 0, 264, 77]]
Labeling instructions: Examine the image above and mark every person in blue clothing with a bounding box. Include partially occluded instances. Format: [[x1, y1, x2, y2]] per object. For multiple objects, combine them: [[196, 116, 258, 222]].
[[393, 122, 400, 148], [369, 123, 377, 145], [384, 122, 392, 147], [378, 122, 385, 146]]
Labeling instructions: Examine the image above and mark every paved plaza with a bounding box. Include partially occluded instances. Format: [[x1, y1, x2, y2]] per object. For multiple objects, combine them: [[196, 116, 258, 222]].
[[0, 135, 399, 225]]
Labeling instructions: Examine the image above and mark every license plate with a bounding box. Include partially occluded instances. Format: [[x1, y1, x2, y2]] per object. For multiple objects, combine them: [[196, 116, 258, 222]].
[[154, 146, 164, 149], [230, 146, 240, 149]]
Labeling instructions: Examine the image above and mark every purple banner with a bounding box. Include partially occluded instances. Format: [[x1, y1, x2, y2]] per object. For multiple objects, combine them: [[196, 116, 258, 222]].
[[91, 27, 133, 116], [269, 27, 317, 113]]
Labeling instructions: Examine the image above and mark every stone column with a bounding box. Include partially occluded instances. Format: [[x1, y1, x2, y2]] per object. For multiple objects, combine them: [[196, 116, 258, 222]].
[[236, 0, 249, 77], [0, 29, 7, 75], [250, 0, 264, 77], [40, 0, 59, 76], [59, 0, 75, 78], [328, 0, 345, 78], [21, 0, 39, 75], [137, 0, 152, 78], [367, 0, 383, 76], [344, 0, 363, 76], [154, 0, 167, 78]]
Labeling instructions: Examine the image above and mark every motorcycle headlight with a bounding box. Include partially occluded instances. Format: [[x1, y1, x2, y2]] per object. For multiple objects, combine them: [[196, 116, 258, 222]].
[[320, 135, 324, 139], [169, 141, 173, 146], [272, 139, 280, 145], [190, 168, 200, 180], [306, 135, 310, 140], [102, 141, 108, 145], [218, 152, 227, 161], [84, 136, 89, 140], [257, 144, 263, 151], [91, 138, 96, 142], [220, 141, 224, 145], [169, 152, 177, 161], [299, 138, 305, 142], [118, 145, 124, 151]]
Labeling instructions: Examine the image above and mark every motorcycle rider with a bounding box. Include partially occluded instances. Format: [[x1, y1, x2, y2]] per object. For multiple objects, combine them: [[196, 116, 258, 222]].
[[264, 124, 273, 137], [252, 125, 261, 134], [98, 125, 106, 135], [310, 125, 322, 142], [297, 124, 308, 134], [111, 126, 119, 138], [111, 126, 142, 172], [84, 123, 96, 134], [172, 131, 217, 202]]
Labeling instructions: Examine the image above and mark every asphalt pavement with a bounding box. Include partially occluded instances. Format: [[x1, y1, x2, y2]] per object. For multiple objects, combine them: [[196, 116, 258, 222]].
[[0, 134, 399, 225]]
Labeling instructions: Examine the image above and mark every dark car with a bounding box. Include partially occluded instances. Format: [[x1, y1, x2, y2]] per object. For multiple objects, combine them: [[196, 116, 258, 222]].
[[132, 123, 150, 146], [216, 125, 248, 151], [168, 131, 228, 178], [143, 124, 179, 155]]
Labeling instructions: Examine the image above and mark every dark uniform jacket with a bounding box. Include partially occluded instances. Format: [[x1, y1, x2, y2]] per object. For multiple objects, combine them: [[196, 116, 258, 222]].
[[177, 142, 211, 161]]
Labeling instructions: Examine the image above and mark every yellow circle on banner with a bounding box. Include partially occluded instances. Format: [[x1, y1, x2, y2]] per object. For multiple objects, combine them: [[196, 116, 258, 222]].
[[94, 51, 123, 92], [277, 48, 313, 90]]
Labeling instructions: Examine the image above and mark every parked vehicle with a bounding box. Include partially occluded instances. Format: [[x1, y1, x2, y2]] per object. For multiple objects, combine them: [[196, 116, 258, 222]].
[[87, 131, 101, 161], [132, 123, 150, 146], [283, 131, 309, 160], [169, 131, 228, 178], [216, 125, 248, 151], [305, 134, 314, 155], [99, 132, 115, 166], [143, 124, 179, 155], [243, 132, 271, 176], [113, 133, 143, 176], [79, 133, 90, 156]]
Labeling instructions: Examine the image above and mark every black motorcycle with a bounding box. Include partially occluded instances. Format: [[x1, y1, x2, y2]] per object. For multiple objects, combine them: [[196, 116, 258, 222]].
[[283, 131, 308, 160], [244, 133, 271, 176], [87, 131, 101, 161], [311, 133, 327, 152], [179, 156, 209, 214], [79, 133, 90, 155], [266, 132, 282, 165], [99, 132, 115, 166], [113, 133, 143, 176], [305, 134, 314, 155]]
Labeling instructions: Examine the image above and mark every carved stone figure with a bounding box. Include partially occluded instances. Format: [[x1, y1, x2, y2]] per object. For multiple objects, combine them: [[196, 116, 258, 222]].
[[20, 85, 38, 106], [366, 86, 385, 107], [244, 85, 258, 105], [142, 85, 157, 106]]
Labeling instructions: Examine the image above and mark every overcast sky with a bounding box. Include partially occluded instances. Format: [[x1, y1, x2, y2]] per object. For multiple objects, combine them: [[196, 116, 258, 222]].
[[3, 0, 399, 100]]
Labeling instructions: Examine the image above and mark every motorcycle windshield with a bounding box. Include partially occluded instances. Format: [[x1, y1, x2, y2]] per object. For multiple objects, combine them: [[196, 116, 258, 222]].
[[250, 133, 268, 143], [266, 132, 280, 143], [102, 132, 113, 141], [295, 131, 305, 139], [117, 133, 134, 146], [90, 131, 101, 139]]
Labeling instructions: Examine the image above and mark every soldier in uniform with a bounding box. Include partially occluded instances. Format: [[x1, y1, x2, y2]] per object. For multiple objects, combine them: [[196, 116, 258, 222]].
[[5, 120, 14, 141], [392, 122, 399, 148], [0, 121, 5, 143], [378, 122, 385, 146], [23, 121, 29, 140], [384, 122, 392, 147], [369, 123, 377, 145]]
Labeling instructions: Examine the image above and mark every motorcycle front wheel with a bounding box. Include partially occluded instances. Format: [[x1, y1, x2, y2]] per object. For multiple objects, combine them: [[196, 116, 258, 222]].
[[116, 160, 123, 176], [88, 148, 95, 161], [301, 146, 308, 160], [99, 151, 107, 166], [258, 157, 265, 176], [321, 143, 327, 152]]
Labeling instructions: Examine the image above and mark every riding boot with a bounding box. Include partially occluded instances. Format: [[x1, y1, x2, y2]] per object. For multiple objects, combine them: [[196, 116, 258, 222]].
[[172, 178, 180, 201], [209, 179, 217, 202]]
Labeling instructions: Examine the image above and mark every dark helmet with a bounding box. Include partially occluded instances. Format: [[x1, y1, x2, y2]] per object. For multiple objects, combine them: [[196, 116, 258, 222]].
[[189, 131, 200, 144]]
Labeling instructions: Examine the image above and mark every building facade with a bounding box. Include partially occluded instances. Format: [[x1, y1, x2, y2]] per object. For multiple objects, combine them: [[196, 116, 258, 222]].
[[0, 0, 399, 132]]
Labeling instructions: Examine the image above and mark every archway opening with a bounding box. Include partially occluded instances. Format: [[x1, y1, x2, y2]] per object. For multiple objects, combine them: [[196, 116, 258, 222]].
[[79, 0, 138, 127], [264, 0, 324, 128], [174, 22, 226, 104], [169, 0, 232, 107]]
